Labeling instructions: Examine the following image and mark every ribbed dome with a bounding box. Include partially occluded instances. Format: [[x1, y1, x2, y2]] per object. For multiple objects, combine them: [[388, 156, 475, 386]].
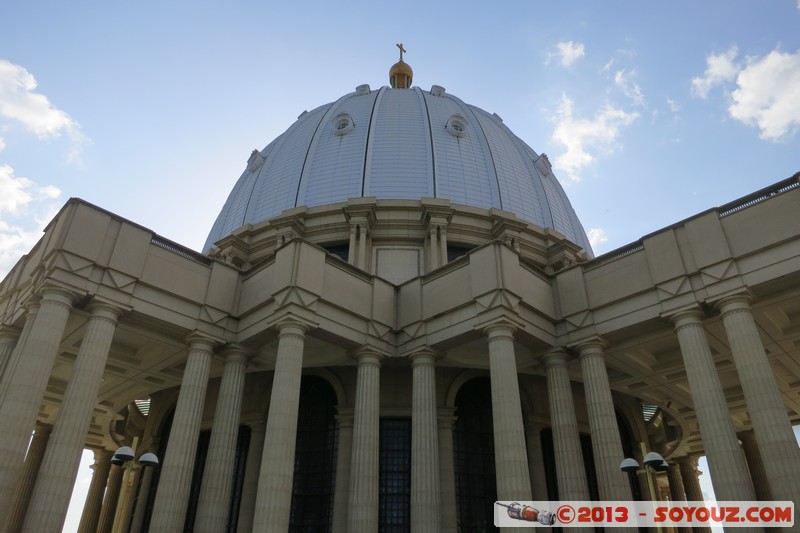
[[204, 85, 593, 255]]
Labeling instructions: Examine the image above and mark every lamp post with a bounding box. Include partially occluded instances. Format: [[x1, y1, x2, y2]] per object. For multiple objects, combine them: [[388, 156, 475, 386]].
[[620, 443, 669, 533], [110, 440, 159, 533]]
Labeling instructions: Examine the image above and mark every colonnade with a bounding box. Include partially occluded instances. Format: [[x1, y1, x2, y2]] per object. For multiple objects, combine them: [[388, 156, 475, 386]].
[[0, 289, 798, 531]]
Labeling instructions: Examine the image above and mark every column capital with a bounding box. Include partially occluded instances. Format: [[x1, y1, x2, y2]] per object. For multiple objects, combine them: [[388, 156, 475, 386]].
[[186, 332, 220, 352], [86, 300, 125, 325], [0, 325, 21, 343], [353, 345, 385, 366], [271, 315, 315, 338], [666, 306, 706, 330], [713, 292, 753, 316], [483, 321, 517, 339], [570, 335, 609, 357], [37, 285, 79, 308], [540, 347, 573, 368], [407, 346, 442, 366], [221, 343, 252, 365]]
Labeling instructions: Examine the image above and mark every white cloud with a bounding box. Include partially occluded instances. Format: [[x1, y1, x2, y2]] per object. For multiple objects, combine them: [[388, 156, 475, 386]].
[[550, 94, 639, 182], [666, 97, 680, 113], [728, 49, 800, 141], [614, 69, 645, 107], [547, 41, 586, 68], [0, 59, 87, 162], [0, 137, 5, 151], [0, 164, 62, 277], [691, 46, 740, 99], [587, 227, 609, 249]]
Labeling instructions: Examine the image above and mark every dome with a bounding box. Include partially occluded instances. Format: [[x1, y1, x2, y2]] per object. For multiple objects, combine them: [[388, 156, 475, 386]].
[[204, 84, 593, 255]]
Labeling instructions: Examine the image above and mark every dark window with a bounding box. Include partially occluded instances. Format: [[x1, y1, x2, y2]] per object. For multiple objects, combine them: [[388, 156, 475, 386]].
[[447, 245, 473, 263], [453, 378, 498, 532], [290, 376, 338, 532], [137, 413, 250, 533], [324, 244, 350, 262], [540, 428, 600, 501], [379, 418, 411, 532]]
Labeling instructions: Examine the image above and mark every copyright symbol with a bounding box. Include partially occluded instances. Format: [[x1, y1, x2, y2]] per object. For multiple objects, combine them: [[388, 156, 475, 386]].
[[557, 505, 575, 524]]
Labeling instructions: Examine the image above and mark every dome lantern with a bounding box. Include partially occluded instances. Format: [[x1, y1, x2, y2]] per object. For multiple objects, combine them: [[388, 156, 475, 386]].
[[389, 42, 413, 88]]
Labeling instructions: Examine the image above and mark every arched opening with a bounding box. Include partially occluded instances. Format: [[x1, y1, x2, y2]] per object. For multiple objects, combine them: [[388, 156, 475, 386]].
[[289, 375, 339, 532], [453, 377, 498, 531]]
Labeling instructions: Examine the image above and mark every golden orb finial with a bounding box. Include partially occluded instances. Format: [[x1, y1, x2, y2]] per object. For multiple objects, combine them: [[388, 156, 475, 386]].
[[389, 42, 413, 89]]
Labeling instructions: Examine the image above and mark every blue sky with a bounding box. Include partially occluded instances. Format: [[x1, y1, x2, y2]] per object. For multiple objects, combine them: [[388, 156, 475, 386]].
[[1, 1, 799, 530]]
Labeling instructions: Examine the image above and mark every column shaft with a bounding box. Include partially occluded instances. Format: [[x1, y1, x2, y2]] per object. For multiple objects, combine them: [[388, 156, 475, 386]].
[[23, 303, 121, 533], [128, 463, 156, 533], [542, 350, 590, 501], [671, 310, 756, 501], [347, 350, 381, 533], [739, 431, 773, 501], [195, 348, 249, 532], [676, 457, 711, 533], [357, 228, 368, 270], [524, 421, 548, 501], [5, 424, 52, 533], [253, 323, 308, 531], [486, 325, 532, 501], [438, 413, 458, 533], [348, 225, 358, 266], [577, 341, 632, 503], [0, 304, 37, 403], [667, 464, 686, 501], [148, 336, 215, 532], [0, 327, 20, 383], [77, 449, 113, 533], [332, 411, 354, 533], [718, 295, 800, 504], [438, 226, 448, 265], [236, 422, 265, 533], [410, 351, 440, 531], [0, 289, 74, 522], [96, 464, 125, 533]]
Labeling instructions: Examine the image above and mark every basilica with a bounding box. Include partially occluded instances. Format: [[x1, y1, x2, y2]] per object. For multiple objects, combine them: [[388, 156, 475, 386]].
[[0, 50, 799, 532]]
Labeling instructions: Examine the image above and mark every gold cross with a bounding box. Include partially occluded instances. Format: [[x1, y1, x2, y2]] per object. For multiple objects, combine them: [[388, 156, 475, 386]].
[[396, 42, 406, 61]]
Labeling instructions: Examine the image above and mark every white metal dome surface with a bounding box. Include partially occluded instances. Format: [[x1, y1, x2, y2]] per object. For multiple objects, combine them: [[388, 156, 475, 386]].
[[204, 85, 593, 255]]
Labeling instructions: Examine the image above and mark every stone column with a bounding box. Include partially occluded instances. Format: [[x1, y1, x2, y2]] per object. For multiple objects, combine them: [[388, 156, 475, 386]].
[[253, 322, 309, 531], [357, 227, 368, 271], [576, 339, 632, 503], [5, 424, 52, 533], [410, 349, 441, 531], [149, 335, 215, 532], [438, 410, 458, 533], [670, 310, 756, 501], [348, 224, 358, 266], [332, 409, 354, 533], [438, 224, 448, 265], [0, 288, 76, 524], [128, 456, 157, 533], [236, 421, 265, 533], [77, 449, 113, 533], [0, 326, 20, 382], [524, 419, 548, 501], [542, 349, 590, 501], [97, 463, 125, 533], [23, 302, 123, 532], [485, 324, 532, 503], [195, 345, 250, 532], [717, 294, 800, 505], [347, 348, 382, 533], [428, 226, 440, 271], [666, 463, 686, 501], [676, 456, 704, 502], [0, 303, 38, 403], [739, 430, 773, 501]]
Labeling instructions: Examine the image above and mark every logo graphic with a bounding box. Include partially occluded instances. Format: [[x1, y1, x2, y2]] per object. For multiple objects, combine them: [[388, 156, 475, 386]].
[[495, 502, 557, 526]]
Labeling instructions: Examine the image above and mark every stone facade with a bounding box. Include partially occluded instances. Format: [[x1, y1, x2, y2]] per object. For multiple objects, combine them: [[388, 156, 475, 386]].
[[0, 174, 798, 531]]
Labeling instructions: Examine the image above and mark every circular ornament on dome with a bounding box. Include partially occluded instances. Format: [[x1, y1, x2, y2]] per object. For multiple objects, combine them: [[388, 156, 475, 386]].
[[446, 114, 468, 137], [333, 113, 354, 135]]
